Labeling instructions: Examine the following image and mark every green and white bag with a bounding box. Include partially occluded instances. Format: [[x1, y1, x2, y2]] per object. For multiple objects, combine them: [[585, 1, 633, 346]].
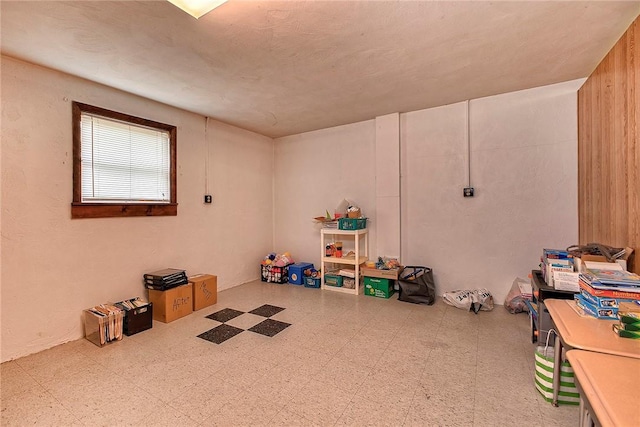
[[534, 329, 580, 405]]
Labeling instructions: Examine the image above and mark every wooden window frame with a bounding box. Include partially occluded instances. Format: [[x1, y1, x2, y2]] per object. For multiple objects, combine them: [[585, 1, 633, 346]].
[[72, 102, 178, 219]]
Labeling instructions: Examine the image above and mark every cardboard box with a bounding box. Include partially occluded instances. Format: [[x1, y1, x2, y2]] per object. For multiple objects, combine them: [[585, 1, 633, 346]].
[[579, 289, 634, 309], [578, 247, 634, 272], [574, 294, 618, 320], [364, 276, 394, 298], [148, 283, 193, 323], [579, 280, 640, 300], [361, 267, 403, 280], [188, 274, 218, 311]]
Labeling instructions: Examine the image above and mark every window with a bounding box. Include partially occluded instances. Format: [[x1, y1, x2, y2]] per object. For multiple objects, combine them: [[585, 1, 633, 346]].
[[72, 102, 177, 218]]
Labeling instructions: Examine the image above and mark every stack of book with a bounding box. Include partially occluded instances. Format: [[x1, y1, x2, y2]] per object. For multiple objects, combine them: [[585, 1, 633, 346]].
[[144, 268, 188, 290], [115, 297, 148, 310], [84, 304, 124, 347], [613, 302, 640, 339], [576, 267, 640, 320], [541, 249, 574, 288]]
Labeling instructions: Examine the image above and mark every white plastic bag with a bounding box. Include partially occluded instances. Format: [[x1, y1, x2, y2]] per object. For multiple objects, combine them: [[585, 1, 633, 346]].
[[443, 289, 474, 310], [443, 288, 494, 313], [504, 277, 530, 314], [334, 198, 350, 219]]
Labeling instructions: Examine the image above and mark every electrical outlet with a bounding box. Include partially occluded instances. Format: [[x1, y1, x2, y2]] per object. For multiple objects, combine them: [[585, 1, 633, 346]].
[[463, 187, 474, 197], [204, 195, 212, 204]]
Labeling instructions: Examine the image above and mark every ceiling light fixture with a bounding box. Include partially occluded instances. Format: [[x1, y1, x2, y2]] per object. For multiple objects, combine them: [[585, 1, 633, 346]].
[[167, 0, 227, 19]]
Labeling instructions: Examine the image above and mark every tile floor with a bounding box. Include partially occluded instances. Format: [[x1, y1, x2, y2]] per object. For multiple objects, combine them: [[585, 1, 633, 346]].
[[1, 280, 578, 426]]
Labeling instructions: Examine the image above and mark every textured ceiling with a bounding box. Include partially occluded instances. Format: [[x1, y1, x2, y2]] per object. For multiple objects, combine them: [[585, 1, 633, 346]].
[[2, 1, 639, 138]]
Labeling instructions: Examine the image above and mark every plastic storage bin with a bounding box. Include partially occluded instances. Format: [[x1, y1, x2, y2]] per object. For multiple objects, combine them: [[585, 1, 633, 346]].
[[83, 306, 124, 347], [338, 218, 368, 230], [261, 264, 290, 283], [304, 276, 321, 288], [324, 274, 343, 287], [288, 263, 314, 285], [114, 299, 153, 336]]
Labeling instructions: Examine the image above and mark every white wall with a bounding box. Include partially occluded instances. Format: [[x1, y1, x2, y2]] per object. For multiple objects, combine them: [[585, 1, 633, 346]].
[[0, 54, 584, 360], [273, 121, 377, 266], [401, 80, 583, 304], [273, 80, 582, 305], [375, 113, 401, 259], [0, 56, 274, 362]]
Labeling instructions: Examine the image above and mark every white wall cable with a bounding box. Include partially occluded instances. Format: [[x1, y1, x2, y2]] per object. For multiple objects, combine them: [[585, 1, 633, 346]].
[[204, 116, 209, 195], [466, 100, 471, 188]]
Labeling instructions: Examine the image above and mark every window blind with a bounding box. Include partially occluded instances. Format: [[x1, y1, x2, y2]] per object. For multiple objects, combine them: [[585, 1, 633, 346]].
[[80, 113, 170, 203]]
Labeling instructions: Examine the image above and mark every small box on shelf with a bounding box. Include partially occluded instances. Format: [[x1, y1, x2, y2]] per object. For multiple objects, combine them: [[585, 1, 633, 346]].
[[361, 266, 403, 280], [324, 274, 343, 287], [577, 246, 634, 272], [579, 289, 635, 308], [338, 217, 367, 230], [342, 277, 356, 289], [304, 276, 321, 288], [575, 294, 619, 320]]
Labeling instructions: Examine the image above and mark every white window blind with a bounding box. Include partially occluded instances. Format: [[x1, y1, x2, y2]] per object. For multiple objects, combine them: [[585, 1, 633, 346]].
[[80, 113, 170, 203]]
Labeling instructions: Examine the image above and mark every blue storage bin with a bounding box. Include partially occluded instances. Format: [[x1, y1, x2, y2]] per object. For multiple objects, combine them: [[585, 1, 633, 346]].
[[288, 262, 314, 285], [304, 276, 321, 288]]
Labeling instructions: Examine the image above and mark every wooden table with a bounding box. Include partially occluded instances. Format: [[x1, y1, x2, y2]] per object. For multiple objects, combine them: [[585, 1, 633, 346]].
[[544, 299, 640, 406], [566, 350, 640, 427]]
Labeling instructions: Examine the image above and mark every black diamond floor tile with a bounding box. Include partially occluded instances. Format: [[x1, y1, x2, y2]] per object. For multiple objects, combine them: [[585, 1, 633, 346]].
[[248, 304, 285, 318], [198, 324, 244, 344], [206, 308, 245, 323], [248, 319, 291, 337]]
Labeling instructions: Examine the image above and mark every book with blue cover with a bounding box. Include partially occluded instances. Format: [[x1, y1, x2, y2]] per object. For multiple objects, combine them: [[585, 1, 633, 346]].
[[543, 249, 573, 260], [582, 268, 640, 286]]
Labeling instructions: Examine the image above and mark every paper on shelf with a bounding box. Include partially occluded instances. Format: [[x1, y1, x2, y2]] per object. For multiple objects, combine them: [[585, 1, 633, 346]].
[[583, 261, 624, 271], [553, 271, 580, 291]]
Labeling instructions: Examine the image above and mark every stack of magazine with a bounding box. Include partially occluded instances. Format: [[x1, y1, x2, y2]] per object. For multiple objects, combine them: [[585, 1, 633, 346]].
[[144, 268, 188, 291], [580, 268, 640, 291]]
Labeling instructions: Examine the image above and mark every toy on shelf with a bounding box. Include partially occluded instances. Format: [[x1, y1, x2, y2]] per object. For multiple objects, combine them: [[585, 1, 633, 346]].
[[375, 256, 400, 270], [261, 252, 294, 267]]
